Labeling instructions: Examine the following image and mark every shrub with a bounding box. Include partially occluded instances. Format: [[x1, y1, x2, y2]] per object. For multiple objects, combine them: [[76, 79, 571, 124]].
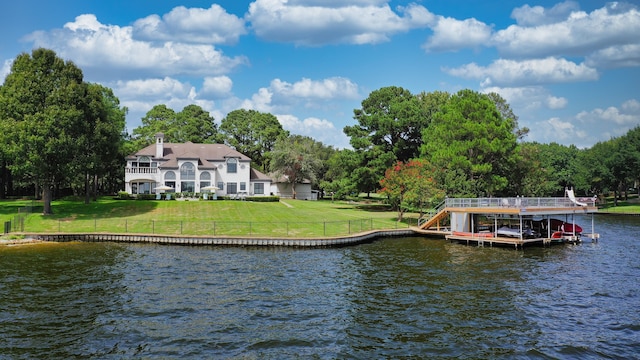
[[248, 196, 280, 202], [117, 191, 132, 200], [136, 194, 156, 200]]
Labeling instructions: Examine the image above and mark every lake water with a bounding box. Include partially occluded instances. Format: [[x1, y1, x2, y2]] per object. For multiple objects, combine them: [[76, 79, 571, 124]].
[[1, 214, 639, 359]]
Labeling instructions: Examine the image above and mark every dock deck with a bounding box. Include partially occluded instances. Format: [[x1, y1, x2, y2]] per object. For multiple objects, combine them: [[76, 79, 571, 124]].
[[418, 194, 599, 248], [445, 234, 568, 249]]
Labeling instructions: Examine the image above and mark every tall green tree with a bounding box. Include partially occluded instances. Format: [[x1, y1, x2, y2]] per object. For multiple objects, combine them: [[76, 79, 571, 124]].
[[174, 104, 220, 144], [609, 137, 638, 202], [320, 149, 361, 199], [130, 104, 220, 151], [421, 89, 519, 197], [0, 48, 88, 214], [130, 104, 177, 150], [617, 127, 640, 197], [343, 86, 436, 196], [80, 83, 127, 202], [345, 86, 427, 162], [486, 92, 529, 140], [220, 109, 289, 172], [536, 143, 589, 195], [582, 140, 615, 197], [506, 142, 555, 196], [269, 135, 323, 199]]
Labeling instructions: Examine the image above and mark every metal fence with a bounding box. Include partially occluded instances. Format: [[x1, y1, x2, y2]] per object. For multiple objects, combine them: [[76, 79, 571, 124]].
[[3, 202, 33, 234], [19, 217, 416, 238]]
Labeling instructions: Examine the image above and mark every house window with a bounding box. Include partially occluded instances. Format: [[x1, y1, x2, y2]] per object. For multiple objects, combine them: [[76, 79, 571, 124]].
[[227, 158, 237, 173], [180, 163, 196, 180], [131, 182, 151, 194], [165, 171, 176, 181], [227, 182, 237, 194], [139, 156, 151, 167], [217, 182, 224, 191], [254, 183, 264, 195], [240, 182, 246, 191], [165, 181, 175, 192], [181, 181, 195, 193], [200, 181, 211, 189], [200, 171, 211, 181]]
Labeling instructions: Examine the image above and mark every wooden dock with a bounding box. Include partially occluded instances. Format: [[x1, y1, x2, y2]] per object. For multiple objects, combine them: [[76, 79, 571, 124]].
[[446, 234, 553, 249]]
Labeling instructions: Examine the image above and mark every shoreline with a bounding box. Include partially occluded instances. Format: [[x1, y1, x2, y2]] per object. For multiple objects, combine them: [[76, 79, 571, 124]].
[[3, 228, 425, 248], [0, 238, 44, 246]]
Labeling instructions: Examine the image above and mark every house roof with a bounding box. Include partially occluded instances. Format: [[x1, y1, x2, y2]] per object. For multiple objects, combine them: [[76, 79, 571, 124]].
[[127, 140, 271, 182], [127, 142, 251, 167], [250, 168, 272, 182], [268, 172, 312, 184]]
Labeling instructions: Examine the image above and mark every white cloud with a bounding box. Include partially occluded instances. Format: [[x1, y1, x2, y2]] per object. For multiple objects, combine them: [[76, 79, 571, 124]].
[[246, 0, 434, 45], [586, 43, 640, 68], [623, 99, 640, 112], [446, 57, 598, 86], [239, 76, 360, 113], [530, 99, 640, 147], [486, 86, 568, 111], [278, 114, 335, 131], [0, 58, 12, 83], [287, 0, 388, 5], [239, 88, 274, 113], [132, 4, 247, 45], [110, 77, 218, 130], [546, 95, 568, 110], [543, 117, 588, 141], [25, 14, 248, 79], [511, 1, 580, 26], [114, 77, 194, 99], [226, 76, 358, 147], [576, 100, 640, 125], [423, 16, 492, 52], [201, 76, 233, 98], [276, 114, 349, 148], [270, 77, 359, 100], [493, 3, 640, 58]]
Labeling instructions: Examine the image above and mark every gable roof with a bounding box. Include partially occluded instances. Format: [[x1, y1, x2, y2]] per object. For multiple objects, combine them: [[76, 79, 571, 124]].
[[268, 172, 312, 184], [250, 168, 272, 182]]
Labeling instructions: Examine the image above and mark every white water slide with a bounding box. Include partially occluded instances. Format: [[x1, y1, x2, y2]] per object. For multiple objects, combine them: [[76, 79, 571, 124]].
[[566, 188, 587, 206]]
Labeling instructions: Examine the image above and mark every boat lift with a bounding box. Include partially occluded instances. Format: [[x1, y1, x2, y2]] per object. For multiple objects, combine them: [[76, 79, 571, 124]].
[[418, 191, 599, 248]]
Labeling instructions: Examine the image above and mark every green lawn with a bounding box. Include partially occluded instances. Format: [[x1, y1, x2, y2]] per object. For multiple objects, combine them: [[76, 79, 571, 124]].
[[598, 202, 640, 213], [597, 194, 640, 213], [5, 194, 638, 238], [1, 197, 416, 238]]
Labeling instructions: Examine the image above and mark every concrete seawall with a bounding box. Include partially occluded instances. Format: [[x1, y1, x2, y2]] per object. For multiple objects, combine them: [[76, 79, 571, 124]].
[[28, 229, 418, 248]]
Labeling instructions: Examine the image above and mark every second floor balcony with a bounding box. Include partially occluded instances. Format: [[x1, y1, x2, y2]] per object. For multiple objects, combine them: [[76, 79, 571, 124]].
[[126, 167, 158, 174]]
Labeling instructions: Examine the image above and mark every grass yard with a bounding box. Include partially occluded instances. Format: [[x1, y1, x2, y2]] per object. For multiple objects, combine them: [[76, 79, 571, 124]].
[[1, 197, 417, 238], [597, 193, 640, 213]]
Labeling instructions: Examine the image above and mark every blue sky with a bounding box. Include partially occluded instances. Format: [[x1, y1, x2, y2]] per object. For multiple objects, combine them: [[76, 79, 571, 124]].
[[1, 1, 638, 149]]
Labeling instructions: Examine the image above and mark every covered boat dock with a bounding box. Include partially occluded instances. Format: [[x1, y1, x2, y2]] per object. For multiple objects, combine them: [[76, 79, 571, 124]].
[[418, 190, 599, 249]]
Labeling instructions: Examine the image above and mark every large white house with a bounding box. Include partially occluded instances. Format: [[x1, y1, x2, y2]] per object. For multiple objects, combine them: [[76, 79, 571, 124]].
[[124, 133, 272, 197]]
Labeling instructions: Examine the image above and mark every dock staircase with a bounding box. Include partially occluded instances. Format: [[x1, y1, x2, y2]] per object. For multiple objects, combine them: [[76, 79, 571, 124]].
[[418, 201, 449, 230]]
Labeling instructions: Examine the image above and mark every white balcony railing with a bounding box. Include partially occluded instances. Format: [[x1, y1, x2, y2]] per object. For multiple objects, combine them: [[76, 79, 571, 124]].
[[125, 167, 158, 174], [445, 196, 597, 208]]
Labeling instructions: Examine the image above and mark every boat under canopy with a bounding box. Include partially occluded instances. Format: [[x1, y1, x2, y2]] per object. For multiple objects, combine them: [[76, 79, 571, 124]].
[[418, 189, 599, 248]]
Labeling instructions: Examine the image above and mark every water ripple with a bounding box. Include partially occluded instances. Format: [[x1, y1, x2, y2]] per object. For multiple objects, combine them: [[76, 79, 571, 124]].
[[1, 215, 639, 358]]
